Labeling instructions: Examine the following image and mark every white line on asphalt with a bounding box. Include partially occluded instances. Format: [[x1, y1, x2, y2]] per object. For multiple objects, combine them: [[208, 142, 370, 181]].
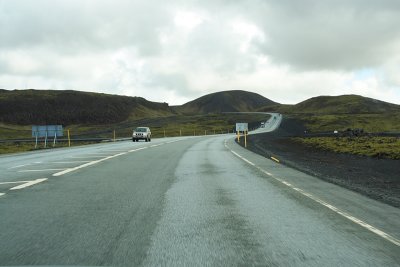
[[79, 153, 115, 155], [53, 152, 128, 176], [0, 193, 4, 197], [53, 143, 165, 177], [8, 164, 31, 169], [128, 147, 148, 153], [49, 161, 92, 164], [70, 156, 108, 158], [0, 181, 30, 185], [230, 150, 256, 166], [9, 178, 48, 190], [18, 169, 65, 173], [225, 141, 400, 247]]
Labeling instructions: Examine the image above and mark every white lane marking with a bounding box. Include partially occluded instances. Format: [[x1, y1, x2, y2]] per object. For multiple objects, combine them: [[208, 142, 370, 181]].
[[128, 147, 148, 153], [225, 141, 400, 247], [9, 178, 47, 190], [18, 169, 64, 173], [49, 161, 92, 164], [8, 164, 31, 169], [0, 193, 5, 197], [230, 150, 256, 166], [70, 156, 108, 159], [0, 181, 30, 185], [53, 152, 128, 177], [53, 142, 165, 177], [79, 153, 116, 155]]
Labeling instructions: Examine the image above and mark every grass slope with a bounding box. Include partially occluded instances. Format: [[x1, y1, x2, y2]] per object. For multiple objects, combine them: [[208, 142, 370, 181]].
[[0, 89, 174, 125], [258, 94, 400, 133], [292, 136, 400, 160], [287, 95, 400, 114]]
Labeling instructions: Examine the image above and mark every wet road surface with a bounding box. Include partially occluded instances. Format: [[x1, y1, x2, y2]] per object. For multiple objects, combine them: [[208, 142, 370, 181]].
[[0, 116, 399, 266]]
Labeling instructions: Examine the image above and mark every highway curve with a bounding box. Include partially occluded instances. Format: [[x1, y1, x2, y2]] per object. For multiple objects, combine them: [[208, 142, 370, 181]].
[[0, 116, 399, 266]]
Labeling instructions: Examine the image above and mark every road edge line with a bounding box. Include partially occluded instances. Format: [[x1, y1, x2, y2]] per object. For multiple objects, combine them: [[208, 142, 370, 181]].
[[224, 139, 400, 247]]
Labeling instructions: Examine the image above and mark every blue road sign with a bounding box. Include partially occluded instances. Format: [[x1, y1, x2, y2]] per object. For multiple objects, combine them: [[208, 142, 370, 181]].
[[32, 125, 63, 137]]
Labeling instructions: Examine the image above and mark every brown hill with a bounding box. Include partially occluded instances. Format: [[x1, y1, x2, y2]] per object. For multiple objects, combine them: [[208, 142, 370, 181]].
[[281, 95, 400, 114], [175, 90, 278, 114], [0, 89, 174, 125]]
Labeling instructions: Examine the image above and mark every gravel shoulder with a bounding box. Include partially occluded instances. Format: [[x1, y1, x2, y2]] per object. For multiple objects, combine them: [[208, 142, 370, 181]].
[[241, 118, 400, 208]]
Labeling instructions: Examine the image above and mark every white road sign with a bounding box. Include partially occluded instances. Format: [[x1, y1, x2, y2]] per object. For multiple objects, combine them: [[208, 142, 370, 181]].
[[236, 123, 248, 132]]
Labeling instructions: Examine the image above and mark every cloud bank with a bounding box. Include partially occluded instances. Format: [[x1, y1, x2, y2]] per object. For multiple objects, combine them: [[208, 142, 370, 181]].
[[0, 0, 399, 104]]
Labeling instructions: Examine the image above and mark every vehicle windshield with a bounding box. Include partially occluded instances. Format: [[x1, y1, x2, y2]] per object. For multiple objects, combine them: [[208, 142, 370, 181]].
[[135, 127, 147, 132]]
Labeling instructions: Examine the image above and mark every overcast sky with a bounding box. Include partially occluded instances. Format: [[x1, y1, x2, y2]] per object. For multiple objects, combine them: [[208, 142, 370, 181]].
[[1, 0, 399, 104]]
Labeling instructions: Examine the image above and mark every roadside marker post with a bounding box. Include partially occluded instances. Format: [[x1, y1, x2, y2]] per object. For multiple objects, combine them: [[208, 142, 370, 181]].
[[244, 130, 247, 148], [180, 129, 182, 136], [67, 129, 71, 147], [113, 130, 116, 142]]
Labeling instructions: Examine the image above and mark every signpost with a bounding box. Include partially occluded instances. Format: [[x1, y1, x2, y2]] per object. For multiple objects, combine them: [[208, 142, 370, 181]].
[[235, 123, 248, 147], [32, 125, 63, 148]]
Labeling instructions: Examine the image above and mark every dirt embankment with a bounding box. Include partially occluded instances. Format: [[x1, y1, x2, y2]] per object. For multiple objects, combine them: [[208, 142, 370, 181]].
[[242, 118, 400, 208]]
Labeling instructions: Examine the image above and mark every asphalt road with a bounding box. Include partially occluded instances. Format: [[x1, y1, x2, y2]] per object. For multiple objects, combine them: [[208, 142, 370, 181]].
[[0, 115, 399, 266]]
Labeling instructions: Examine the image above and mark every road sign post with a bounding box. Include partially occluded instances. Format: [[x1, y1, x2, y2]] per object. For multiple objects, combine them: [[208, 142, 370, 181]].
[[67, 129, 71, 147], [32, 125, 63, 149], [236, 123, 248, 145]]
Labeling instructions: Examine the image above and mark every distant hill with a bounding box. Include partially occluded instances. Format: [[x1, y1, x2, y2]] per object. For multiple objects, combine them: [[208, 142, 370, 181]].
[[258, 94, 400, 114], [175, 90, 278, 114], [287, 95, 400, 114], [0, 89, 174, 125]]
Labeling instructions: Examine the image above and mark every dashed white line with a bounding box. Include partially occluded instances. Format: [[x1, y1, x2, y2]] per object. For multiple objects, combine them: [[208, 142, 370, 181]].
[[70, 156, 108, 159], [0, 181, 30, 185], [49, 161, 92, 164], [53, 141, 171, 177], [18, 169, 65, 173], [226, 140, 400, 247], [230, 150, 256, 166], [53, 152, 127, 177], [9, 178, 48, 190], [0, 193, 5, 197], [8, 164, 31, 169]]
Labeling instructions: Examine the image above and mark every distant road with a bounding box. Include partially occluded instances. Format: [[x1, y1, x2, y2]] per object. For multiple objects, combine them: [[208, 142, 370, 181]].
[[0, 114, 399, 266]]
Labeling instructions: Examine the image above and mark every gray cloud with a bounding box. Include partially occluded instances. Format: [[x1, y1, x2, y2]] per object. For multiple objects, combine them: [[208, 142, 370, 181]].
[[0, 0, 399, 104], [251, 0, 400, 70]]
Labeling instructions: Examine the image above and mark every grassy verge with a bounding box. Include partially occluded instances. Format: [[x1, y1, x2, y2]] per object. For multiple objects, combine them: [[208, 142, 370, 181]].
[[0, 141, 102, 155], [291, 113, 400, 133], [0, 113, 270, 154], [291, 136, 400, 159]]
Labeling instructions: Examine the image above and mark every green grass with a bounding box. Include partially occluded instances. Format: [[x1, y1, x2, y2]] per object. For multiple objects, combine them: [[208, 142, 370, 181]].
[[0, 113, 270, 154], [0, 140, 102, 155], [292, 136, 400, 159], [293, 113, 400, 133]]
